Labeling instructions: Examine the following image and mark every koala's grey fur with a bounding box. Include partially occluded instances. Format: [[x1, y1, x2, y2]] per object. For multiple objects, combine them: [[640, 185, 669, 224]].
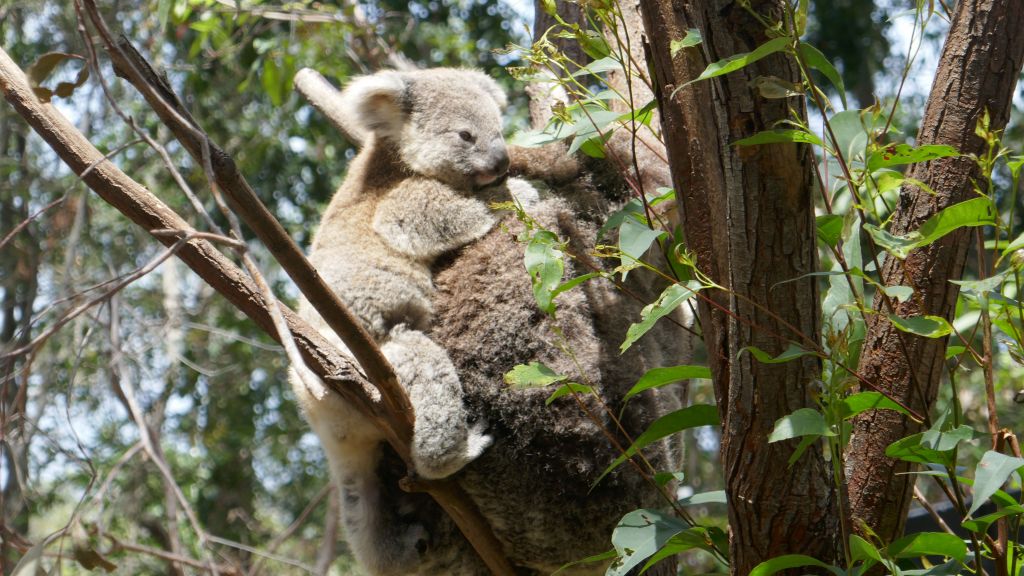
[[291, 68, 547, 575], [294, 67, 693, 576]]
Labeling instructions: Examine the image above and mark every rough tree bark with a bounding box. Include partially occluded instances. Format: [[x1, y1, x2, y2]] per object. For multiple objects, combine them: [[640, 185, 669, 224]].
[[639, 0, 841, 573], [846, 0, 1024, 543]]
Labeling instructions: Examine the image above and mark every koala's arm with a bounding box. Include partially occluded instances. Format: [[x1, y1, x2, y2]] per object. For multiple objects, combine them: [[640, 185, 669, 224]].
[[381, 326, 490, 479], [373, 178, 496, 261]]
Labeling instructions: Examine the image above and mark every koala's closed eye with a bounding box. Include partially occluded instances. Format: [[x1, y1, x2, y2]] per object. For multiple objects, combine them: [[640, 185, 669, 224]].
[[457, 130, 475, 143]]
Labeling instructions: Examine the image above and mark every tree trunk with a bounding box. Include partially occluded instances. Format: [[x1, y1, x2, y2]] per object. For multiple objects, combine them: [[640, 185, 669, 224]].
[[846, 0, 1024, 543], [639, 1, 840, 572]]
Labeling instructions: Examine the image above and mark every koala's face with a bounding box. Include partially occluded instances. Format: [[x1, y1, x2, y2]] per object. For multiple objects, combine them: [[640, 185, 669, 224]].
[[342, 69, 511, 191]]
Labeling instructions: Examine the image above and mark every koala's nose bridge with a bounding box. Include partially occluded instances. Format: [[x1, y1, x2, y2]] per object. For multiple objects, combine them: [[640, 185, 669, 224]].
[[490, 140, 510, 175]]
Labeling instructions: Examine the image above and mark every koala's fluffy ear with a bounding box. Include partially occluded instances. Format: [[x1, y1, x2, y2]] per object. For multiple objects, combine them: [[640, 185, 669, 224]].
[[340, 71, 409, 139], [468, 72, 508, 110]]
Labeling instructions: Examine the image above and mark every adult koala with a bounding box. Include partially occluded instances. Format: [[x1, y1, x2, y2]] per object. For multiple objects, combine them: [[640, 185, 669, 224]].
[[294, 67, 692, 575]]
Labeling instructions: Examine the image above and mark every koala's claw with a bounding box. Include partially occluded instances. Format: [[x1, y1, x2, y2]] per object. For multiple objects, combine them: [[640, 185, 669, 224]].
[[465, 421, 493, 460]]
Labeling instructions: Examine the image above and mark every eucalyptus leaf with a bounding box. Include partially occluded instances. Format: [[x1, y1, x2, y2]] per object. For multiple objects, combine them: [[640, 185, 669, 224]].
[[742, 342, 817, 364], [688, 37, 791, 85], [621, 283, 698, 353], [524, 230, 565, 315], [735, 129, 823, 147], [968, 451, 1024, 517], [888, 315, 953, 338], [594, 405, 719, 487], [816, 214, 843, 248], [768, 408, 833, 443], [607, 509, 688, 576], [749, 554, 844, 576], [887, 532, 967, 562], [622, 365, 711, 405], [545, 383, 593, 405], [670, 29, 702, 55], [867, 143, 960, 171], [797, 42, 847, 108], [504, 362, 567, 389], [841, 392, 913, 419]]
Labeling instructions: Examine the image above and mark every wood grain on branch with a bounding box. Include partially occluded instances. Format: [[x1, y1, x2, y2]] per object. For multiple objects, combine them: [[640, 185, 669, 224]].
[[0, 34, 514, 576]]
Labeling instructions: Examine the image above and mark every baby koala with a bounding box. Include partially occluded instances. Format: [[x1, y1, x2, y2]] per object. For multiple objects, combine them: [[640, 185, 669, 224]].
[[291, 68, 533, 575]]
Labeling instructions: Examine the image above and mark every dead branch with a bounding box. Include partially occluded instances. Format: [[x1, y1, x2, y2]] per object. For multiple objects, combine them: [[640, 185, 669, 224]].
[[0, 28, 514, 576]]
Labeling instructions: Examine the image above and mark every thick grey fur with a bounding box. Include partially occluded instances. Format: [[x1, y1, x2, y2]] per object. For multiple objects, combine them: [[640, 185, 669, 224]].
[[293, 67, 693, 575]]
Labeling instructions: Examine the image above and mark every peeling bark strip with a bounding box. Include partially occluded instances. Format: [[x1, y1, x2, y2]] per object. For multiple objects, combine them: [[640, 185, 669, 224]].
[[639, 0, 840, 573], [847, 0, 1024, 543], [0, 44, 516, 576]]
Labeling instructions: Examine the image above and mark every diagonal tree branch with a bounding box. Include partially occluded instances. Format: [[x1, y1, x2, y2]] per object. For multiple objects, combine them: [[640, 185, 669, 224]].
[[0, 42, 514, 576]]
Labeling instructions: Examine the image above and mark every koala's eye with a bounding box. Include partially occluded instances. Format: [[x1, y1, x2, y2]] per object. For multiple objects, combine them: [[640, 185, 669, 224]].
[[458, 130, 476, 143]]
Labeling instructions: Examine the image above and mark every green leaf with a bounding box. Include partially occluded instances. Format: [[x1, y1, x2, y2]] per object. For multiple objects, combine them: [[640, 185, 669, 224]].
[[524, 230, 565, 315], [677, 490, 727, 506], [504, 362, 567, 389], [551, 273, 599, 300], [608, 509, 688, 576], [798, 42, 847, 108], [920, 424, 975, 453], [670, 29, 702, 55], [794, 0, 809, 35], [968, 451, 1024, 517], [621, 283, 697, 353], [599, 189, 674, 239], [961, 505, 1024, 533], [577, 29, 611, 59], [881, 285, 914, 303], [888, 315, 953, 338], [654, 471, 685, 487], [619, 216, 666, 269], [885, 433, 955, 466], [545, 382, 593, 405], [742, 342, 817, 364], [867, 143, 960, 171], [917, 197, 997, 246], [863, 223, 920, 259], [849, 534, 883, 564], [622, 365, 711, 405], [769, 408, 833, 443], [750, 554, 844, 576], [570, 56, 622, 77], [735, 129, 823, 147], [508, 128, 562, 148], [551, 549, 616, 575], [750, 75, 804, 99], [887, 532, 967, 562], [816, 214, 844, 248], [840, 392, 913, 419], [945, 345, 966, 359], [595, 405, 719, 487], [950, 274, 1004, 296], [639, 528, 714, 572], [573, 133, 609, 158], [691, 36, 791, 83]]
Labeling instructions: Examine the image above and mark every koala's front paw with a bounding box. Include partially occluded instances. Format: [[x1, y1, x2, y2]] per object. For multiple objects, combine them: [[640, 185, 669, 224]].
[[413, 421, 492, 480]]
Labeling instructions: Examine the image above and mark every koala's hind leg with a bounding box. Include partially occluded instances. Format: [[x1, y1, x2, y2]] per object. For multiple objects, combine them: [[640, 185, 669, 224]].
[[381, 325, 491, 479]]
